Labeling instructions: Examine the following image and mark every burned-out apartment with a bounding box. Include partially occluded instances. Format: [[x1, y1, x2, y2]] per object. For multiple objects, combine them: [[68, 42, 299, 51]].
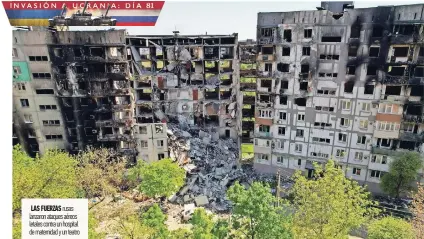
[[253, 2, 424, 193], [125, 33, 240, 145]]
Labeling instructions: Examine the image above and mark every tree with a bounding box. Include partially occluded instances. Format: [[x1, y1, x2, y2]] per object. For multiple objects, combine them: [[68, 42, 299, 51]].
[[368, 217, 415, 239], [137, 158, 186, 198], [13, 145, 79, 213], [381, 152, 423, 198], [211, 219, 229, 239], [169, 228, 193, 239], [141, 204, 169, 239], [411, 183, 424, 238], [226, 182, 293, 239], [89, 213, 105, 239], [77, 147, 129, 200], [291, 160, 378, 239], [115, 214, 154, 239], [191, 208, 215, 239]]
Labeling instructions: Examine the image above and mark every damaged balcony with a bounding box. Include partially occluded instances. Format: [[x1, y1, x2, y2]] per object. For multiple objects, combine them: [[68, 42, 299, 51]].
[[257, 94, 273, 108], [240, 78, 256, 91], [381, 85, 405, 103], [220, 75, 233, 86], [220, 89, 232, 100], [204, 46, 219, 60], [205, 115, 219, 127], [390, 24, 422, 44], [112, 96, 131, 111], [403, 103, 424, 123], [257, 79, 272, 93], [190, 74, 204, 85], [219, 61, 233, 73], [240, 63, 257, 76], [97, 127, 133, 142], [242, 104, 255, 118], [189, 46, 204, 60], [371, 146, 403, 157], [95, 112, 113, 127], [137, 103, 153, 117], [384, 66, 409, 84], [388, 46, 413, 63], [242, 120, 254, 131], [409, 66, 424, 85], [136, 89, 152, 103], [204, 61, 219, 73], [399, 131, 424, 143], [243, 92, 256, 104], [205, 88, 219, 100], [220, 47, 234, 59], [257, 46, 275, 61], [134, 76, 152, 88], [136, 116, 154, 124]]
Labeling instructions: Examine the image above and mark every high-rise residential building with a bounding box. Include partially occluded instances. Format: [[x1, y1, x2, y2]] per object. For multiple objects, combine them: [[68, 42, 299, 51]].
[[253, 2, 424, 193]]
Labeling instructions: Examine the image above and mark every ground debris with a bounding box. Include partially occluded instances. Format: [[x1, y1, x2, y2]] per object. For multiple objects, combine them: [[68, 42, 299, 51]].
[[167, 122, 283, 212]]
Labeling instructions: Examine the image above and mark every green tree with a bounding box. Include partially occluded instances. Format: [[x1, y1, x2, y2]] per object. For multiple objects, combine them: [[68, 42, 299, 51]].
[[227, 182, 293, 239], [381, 152, 423, 198], [141, 204, 169, 239], [12, 215, 21, 239], [291, 160, 378, 239], [88, 213, 105, 239], [115, 214, 154, 239], [368, 217, 415, 239], [137, 159, 186, 198], [77, 147, 128, 200], [211, 219, 229, 239], [169, 228, 193, 239], [13, 145, 79, 213], [191, 208, 215, 239]]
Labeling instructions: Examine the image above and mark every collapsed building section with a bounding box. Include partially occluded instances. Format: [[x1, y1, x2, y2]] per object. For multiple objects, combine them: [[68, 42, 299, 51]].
[[126, 34, 240, 142], [47, 30, 136, 158]]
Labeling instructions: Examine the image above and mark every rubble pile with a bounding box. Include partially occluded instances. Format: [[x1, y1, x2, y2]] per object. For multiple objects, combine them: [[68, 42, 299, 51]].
[[167, 122, 283, 212]]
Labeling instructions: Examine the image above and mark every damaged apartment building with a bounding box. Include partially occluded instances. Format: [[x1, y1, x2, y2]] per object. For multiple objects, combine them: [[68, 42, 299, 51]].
[[125, 33, 240, 143], [253, 2, 424, 193], [12, 29, 167, 161]]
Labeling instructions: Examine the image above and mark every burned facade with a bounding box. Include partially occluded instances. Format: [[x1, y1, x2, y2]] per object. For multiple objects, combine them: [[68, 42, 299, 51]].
[[126, 33, 240, 143], [253, 2, 424, 193]]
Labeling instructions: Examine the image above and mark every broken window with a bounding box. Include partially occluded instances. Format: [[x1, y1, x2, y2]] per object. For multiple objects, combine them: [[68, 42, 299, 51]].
[[294, 98, 306, 106], [32, 73, 51, 79], [281, 81, 289, 89], [282, 47, 290, 56], [278, 127, 286, 135], [385, 85, 401, 95], [344, 81, 354, 93], [388, 66, 405, 76], [16, 83, 25, 91], [302, 47, 310, 56], [301, 65, 309, 73], [280, 96, 288, 105], [261, 28, 272, 37], [346, 65, 356, 75], [372, 26, 383, 37], [28, 56, 48, 61], [393, 47, 409, 57], [364, 84, 375, 95], [45, 134, 63, 140], [283, 29, 292, 42], [12, 48, 18, 58], [393, 25, 414, 35], [369, 47, 380, 57], [54, 48, 63, 57], [321, 36, 342, 42], [260, 79, 272, 88], [419, 47, 424, 57], [277, 63, 289, 72], [367, 66, 377, 75], [299, 82, 308, 90], [13, 66, 21, 75], [410, 86, 424, 96], [296, 129, 304, 137], [304, 29, 312, 38], [39, 105, 57, 110], [35, 89, 54, 95], [415, 67, 424, 77], [262, 47, 273, 55], [20, 99, 29, 107], [74, 48, 82, 57], [319, 55, 339, 60], [350, 25, 360, 38], [43, 120, 60, 126], [259, 125, 270, 133], [348, 45, 358, 57], [158, 154, 165, 160], [90, 47, 104, 57], [265, 63, 273, 72]]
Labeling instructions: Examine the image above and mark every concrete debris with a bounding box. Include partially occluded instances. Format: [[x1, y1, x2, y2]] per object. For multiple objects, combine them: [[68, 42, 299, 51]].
[[167, 122, 287, 212]]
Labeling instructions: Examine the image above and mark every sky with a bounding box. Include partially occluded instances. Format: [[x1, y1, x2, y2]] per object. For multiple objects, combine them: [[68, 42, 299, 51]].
[[71, 1, 422, 39]]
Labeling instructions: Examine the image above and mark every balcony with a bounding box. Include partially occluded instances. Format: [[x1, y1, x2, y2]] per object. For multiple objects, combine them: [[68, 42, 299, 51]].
[[399, 131, 424, 143], [371, 146, 403, 157], [254, 131, 273, 139], [403, 114, 424, 123], [97, 133, 133, 142]]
